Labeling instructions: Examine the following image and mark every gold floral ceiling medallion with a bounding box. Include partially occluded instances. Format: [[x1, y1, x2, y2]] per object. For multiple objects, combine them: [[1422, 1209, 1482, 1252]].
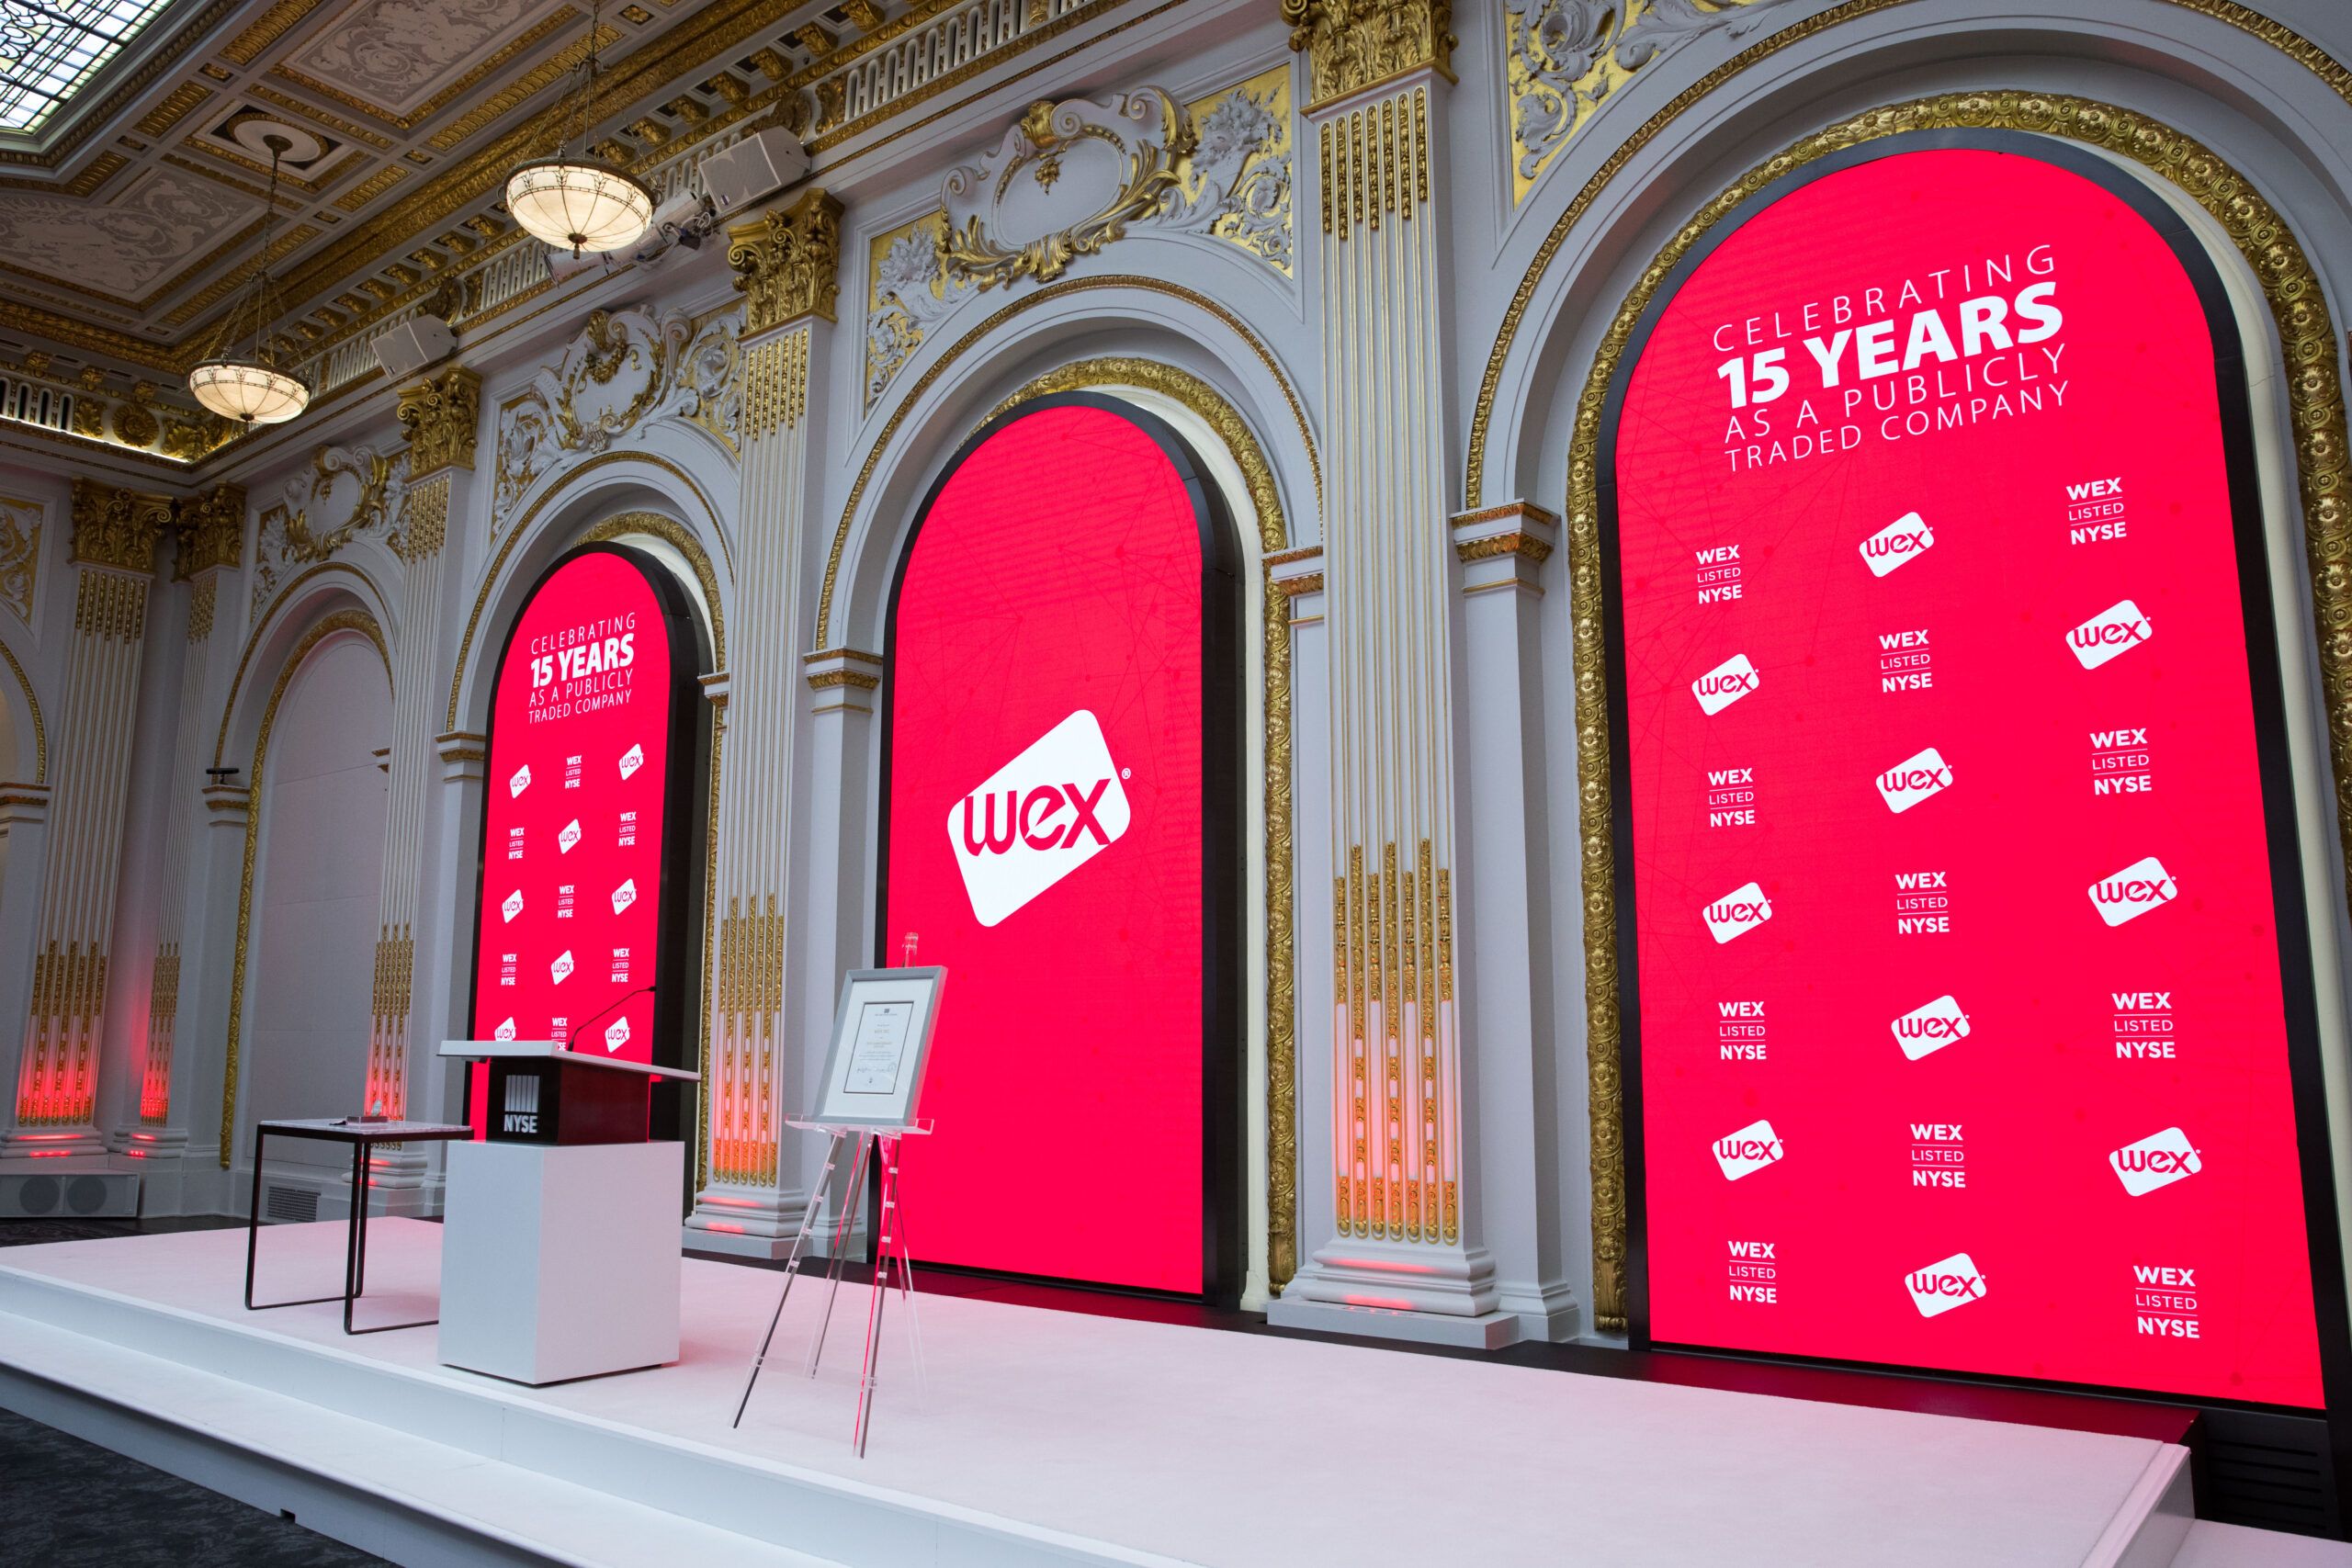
[[937, 89, 1197, 291]]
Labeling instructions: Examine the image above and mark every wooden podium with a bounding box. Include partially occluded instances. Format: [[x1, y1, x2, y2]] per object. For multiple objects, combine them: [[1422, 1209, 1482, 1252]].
[[435, 1041, 700, 1384]]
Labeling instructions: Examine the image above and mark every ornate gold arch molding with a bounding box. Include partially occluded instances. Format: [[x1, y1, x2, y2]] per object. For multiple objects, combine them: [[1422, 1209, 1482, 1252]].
[[1554, 91, 2352, 1330], [0, 636, 46, 784], [985, 356, 1304, 1289], [217, 610, 392, 1166], [1468, 0, 2352, 505], [215, 560, 392, 770], [817, 274, 1322, 650], [444, 451, 731, 734]]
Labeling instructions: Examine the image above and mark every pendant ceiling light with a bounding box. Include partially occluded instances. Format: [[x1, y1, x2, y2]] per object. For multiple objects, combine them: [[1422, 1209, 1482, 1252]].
[[503, 0, 651, 257], [187, 129, 310, 426]]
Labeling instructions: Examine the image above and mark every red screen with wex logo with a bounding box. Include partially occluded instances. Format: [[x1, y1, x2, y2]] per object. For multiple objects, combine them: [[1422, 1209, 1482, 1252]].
[[470, 548, 674, 1132], [1612, 144, 2326, 1405], [885, 400, 1209, 1293]]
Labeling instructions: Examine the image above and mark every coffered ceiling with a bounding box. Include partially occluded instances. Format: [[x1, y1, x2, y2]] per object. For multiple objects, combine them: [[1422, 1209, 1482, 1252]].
[[0, 0, 913, 385]]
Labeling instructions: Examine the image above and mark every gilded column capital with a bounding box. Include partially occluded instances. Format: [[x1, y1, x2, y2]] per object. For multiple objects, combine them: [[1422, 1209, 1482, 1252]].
[[1282, 0, 1455, 112], [728, 186, 845, 335], [68, 477, 170, 574], [171, 482, 246, 579], [396, 365, 482, 477]]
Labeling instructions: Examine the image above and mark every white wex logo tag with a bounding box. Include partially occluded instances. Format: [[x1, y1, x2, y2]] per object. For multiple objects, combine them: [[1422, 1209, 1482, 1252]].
[[1713, 1118, 1784, 1180], [549, 950, 575, 985], [1892, 995, 1970, 1061], [2088, 855, 2177, 927], [2068, 599, 2154, 670], [2110, 1126, 2202, 1196], [604, 1017, 630, 1054], [557, 818, 582, 855], [492, 1016, 516, 1043], [1702, 881, 1772, 944], [501, 889, 524, 923], [1692, 653, 1760, 716], [1905, 1252, 1988, 1317], [509, 763, 531, 797], [1876, 745, 1954, 814], [1860, 512, 1935, 578], [618, 743, 644, 781], [611, 878, 637, 916], [948, 708, 1131, 927]]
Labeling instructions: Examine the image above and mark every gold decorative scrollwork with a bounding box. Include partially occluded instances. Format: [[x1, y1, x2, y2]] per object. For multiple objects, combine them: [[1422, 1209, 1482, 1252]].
[[68, 478, 171, 574], [728, 187, 845, 335], [396, 365, 482, 477], [937, 90, 1196, 291]]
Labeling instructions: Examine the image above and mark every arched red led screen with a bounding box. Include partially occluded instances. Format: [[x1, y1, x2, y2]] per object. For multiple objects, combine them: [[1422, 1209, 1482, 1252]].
[[1606, 137, 2335, 1407], [469, 544, 700, 1134], [882, 394, 1240, 1298]]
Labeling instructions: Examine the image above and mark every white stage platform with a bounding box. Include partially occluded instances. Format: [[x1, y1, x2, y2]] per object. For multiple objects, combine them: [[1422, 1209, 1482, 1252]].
[[0, 1220, 2266, 1567]]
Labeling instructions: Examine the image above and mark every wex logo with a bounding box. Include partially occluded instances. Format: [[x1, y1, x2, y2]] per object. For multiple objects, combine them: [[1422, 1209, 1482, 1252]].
[[501, 889, 524, 923], [1892, 995, 1970, 1061], [1860, 512, 1935, 578], [2089, 855, 2177, 928], [1905, 1252, 1988, 1318], [604, 1017, 630, 1055], [2110, 1126, 2202, 1197], [557, 818, 582, 855], [1713, 1119, 1784, 1180], [2068, 599, 2154, 670], [1876, 746, 1954, 815], [549, 950, 575, 986], [611, 878, 637, 916], [618, 743, 644, 781], [1702, 881, 1772, 944], [492, 1017, 517, 1043], [948, 709, 1132, 927], [1691, 653, 1760, 716]]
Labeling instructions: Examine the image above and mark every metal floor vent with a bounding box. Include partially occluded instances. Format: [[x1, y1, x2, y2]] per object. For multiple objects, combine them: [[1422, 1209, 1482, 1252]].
[[2198, 1409, 2339, 1538], [265, 1184, 320, 1224], [0, 1170, 140, 1218]]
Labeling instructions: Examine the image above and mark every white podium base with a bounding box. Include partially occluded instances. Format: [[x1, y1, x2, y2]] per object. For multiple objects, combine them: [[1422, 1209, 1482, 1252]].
[[439, 1140, 682, 1385]]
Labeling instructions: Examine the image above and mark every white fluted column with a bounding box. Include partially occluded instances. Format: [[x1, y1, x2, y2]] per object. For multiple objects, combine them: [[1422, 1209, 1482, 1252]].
[[686, 188, 841, 1255], [1268, 14, 1516, 1346], [2, 480, 169, 1156], [357, 367, 481, 1207]]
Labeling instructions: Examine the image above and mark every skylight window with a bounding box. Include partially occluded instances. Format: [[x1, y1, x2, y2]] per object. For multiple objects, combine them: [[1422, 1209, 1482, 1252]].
[[0, 0, 186, 134]]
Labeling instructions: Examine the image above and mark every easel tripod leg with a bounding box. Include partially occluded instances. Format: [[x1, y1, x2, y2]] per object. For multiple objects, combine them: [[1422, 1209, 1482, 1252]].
[[853, 1136, 899, 1457], [731, 1129, 845, 1428], [808, 1131, 872, 1377]]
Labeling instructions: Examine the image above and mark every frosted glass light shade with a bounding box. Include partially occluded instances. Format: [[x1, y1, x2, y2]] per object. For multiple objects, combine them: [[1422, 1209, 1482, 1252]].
[[505, 158, 654, 254], [188, 359, 311, 424]]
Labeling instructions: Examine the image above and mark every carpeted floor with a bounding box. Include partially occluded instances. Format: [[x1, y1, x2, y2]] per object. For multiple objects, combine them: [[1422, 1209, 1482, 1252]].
[[0, 1215, 389, 1568]]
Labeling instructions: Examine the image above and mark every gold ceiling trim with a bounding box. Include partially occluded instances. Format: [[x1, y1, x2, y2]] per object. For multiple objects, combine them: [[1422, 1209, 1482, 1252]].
[[426, 29, 615, 152], [333, 164, 406, 212], [270, 7, 584, 132], [0, 152, 128, 196], [243, 84, 399, 149], [169, 141, 348, 197], [222, 0, 327, 64], [163, 221, 320, 328], [135, 81, 213, 139]]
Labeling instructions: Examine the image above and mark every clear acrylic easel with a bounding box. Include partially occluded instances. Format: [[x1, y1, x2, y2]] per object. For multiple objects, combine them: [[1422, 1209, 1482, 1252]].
[[730, 1115, 931, 1456]]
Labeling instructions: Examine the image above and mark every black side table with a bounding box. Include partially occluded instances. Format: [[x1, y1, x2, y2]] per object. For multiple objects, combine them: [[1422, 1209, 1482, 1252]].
[[243, 1118, 472, 1334]]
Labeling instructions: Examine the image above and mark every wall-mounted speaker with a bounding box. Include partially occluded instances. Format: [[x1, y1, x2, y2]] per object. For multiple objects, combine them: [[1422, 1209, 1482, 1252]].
[[0, 1169, 140, 1218], [700, 127, 809, 213], [371, 314, 456, 378]]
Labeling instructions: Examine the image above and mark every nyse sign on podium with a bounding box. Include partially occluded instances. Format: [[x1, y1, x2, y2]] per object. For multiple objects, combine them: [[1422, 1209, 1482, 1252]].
[[1611, 144, 2325, 1406]]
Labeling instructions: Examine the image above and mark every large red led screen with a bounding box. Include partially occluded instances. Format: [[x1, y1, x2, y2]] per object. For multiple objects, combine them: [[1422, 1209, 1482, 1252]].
[[469, 547, 689, 1132], [884, 397, 1233, 1295], [1609, 141, 2327, 1406]]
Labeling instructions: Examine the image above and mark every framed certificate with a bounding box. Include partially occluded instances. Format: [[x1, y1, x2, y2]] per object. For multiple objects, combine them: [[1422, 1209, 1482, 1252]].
[[807, 967, 946, 1128]]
